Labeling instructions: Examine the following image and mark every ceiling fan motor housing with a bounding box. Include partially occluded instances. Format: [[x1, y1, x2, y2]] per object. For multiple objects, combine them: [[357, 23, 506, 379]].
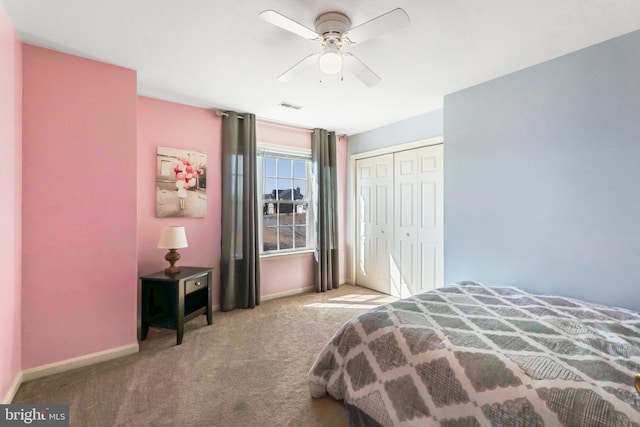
[[315, 12, 351, 39]]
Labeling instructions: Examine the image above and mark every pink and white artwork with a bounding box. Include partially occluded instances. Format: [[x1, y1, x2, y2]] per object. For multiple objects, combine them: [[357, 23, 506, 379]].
[[156, 147, 207, 218]]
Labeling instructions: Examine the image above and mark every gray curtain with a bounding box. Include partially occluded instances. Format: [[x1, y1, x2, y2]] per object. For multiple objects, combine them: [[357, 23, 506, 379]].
[[220, 112, 260, 311], [312, 129, 340, 292]]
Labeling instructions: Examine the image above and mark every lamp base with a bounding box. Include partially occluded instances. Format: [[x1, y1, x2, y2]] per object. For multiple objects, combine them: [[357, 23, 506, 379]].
[[164, 249, 181, 276], [164, 266, 181, 276]]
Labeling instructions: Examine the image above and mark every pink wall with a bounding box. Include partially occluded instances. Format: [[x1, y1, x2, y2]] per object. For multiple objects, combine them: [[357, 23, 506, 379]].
[[137, 111, 326, 301], [257, 122, 311, 148], [136, 97, 222, 305], [0, 3, 22, 400], [137, 112, 349, 299], [21, 45, 138, 369]]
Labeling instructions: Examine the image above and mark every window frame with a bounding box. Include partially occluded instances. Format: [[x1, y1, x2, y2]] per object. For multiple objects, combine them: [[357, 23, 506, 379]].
[[257, 144, 315, 256]]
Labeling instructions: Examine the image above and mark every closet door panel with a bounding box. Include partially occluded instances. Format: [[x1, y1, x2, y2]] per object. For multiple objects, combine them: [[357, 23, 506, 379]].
[[394, 149, 419, 297], [356, 161, 374, 288], [417, 145, 444, 291], [356, 154, 393, 294]]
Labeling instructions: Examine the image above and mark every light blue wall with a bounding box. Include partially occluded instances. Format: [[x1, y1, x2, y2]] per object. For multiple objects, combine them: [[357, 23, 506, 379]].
[[444, 30, 640, 311], [347, 109, 443, 156]]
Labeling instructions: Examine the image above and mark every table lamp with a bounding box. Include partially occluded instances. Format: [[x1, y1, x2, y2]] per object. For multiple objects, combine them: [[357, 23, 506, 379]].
[[157, 226, 188, 275]]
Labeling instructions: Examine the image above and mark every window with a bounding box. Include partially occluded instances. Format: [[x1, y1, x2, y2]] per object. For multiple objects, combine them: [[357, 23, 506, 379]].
[[258, 147, 313, 254]]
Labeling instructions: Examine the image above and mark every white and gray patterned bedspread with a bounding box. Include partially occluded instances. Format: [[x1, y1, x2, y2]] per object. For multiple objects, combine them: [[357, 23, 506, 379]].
[[309, 282, 640, 426]]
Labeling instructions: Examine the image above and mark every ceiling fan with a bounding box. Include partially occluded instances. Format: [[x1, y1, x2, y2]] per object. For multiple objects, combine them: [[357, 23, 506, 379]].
[[259, 8, 410, 87]]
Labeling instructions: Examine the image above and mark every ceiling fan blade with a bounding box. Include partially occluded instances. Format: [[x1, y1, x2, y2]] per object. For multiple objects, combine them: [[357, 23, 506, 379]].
[[259, 10, 320, 40], [344, 8, 410, 44], [277, 53, 320, 83], [343, 53, 381, 87]]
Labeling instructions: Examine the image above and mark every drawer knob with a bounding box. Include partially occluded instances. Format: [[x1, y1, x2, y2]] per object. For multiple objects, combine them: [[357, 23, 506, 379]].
[[194, 282, 201, 286]]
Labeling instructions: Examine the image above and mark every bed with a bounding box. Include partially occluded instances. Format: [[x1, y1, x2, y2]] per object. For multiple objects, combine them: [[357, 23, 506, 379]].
[[309, 281, 640, 426]]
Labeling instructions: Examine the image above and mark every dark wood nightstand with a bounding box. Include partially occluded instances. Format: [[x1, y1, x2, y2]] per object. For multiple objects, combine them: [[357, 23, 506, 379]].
[[140, 267, 213, 345]]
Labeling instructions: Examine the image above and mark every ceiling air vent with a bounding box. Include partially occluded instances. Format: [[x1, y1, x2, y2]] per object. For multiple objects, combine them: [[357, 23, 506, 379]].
[[278, 101, 303, 110]]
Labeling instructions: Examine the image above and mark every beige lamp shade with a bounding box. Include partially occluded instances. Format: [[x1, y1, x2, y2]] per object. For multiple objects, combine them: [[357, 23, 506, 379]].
[[157, 226, 188, 249]]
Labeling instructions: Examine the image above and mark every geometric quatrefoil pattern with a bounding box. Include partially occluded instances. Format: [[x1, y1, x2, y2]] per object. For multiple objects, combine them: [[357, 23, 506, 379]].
[[309, 282, 640, 426]]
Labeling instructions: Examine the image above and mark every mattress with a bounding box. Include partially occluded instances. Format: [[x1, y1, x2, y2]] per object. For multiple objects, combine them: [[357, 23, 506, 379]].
[[309, 282, 640, 426]]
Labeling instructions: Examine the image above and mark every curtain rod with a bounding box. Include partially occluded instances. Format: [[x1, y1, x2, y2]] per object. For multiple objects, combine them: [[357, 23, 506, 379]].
[[215, 111, 238, 119], [215, 110, 345, 136], [215, 110, 305, 130]]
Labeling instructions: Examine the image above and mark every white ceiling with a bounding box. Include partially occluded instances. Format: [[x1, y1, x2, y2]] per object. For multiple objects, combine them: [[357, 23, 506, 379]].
[[3, 0, 640, 135]]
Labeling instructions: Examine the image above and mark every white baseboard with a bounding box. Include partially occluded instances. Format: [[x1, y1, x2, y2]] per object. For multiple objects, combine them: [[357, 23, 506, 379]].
[[215, 284, 344, 307], [21, 343, 139, 384], [262, 286, 314, 302], [211, 281, 350, 311], [262, 283, 351, 301], [2, 371, 23, 404]]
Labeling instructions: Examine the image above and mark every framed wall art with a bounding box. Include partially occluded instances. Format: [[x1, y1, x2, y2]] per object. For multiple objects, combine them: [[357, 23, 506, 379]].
[[156, 147, 207, 218]]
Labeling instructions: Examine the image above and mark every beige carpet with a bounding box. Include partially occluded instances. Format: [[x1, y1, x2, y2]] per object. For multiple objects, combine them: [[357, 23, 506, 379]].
[[13, 284, 395, 426]]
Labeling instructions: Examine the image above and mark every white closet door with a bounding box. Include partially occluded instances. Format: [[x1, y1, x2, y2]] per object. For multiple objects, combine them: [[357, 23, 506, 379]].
[[394, 149, 419, 298], [388, 145, 444, 297], [355, 144, 443, 297], [417, 144, 444, 292], [355, 154, 393, 294]]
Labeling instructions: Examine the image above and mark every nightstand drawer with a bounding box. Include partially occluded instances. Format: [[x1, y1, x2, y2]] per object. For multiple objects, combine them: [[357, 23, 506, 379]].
[[185, 274, 208, 294]]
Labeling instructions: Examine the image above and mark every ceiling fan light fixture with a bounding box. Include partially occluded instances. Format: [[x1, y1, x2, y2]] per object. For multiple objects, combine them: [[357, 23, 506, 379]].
[[319, 50, 342, 74]]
